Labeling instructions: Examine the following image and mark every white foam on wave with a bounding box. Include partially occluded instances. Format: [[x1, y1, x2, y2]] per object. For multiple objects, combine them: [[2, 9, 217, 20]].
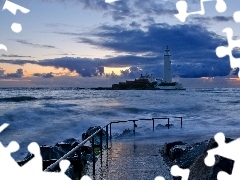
[[1, 88, 240, 159]]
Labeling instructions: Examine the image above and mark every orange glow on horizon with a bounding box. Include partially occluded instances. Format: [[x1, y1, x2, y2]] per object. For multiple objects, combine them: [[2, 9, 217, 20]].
[[104, 66, 130, 75], [0, 63, 78, 77]]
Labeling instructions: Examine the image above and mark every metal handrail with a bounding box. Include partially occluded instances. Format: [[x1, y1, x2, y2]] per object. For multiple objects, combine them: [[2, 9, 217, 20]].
[[44, 123, 110, 172], [44, 116, 183, 177]]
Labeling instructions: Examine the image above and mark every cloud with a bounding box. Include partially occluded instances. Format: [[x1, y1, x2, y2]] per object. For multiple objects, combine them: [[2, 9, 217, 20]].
[[41, 0, 177, 22], [0, 22, 233, 78], [0, 68, 24, 78], [38, 57, 105, 77], [33, 72, 54, 78], [78, 23, 226, 60], [212, 16, 233, 22], [1, 54, 33, 58], [14, 39, 56, 49]]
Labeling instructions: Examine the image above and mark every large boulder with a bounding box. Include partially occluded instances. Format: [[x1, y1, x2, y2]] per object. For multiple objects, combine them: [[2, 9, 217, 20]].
[[175, 141, 208, 168], [189, 138, 234, 180], [161, 137, 234, 180]]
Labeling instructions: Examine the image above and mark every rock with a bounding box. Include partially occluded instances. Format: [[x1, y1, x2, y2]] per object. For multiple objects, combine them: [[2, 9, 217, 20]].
[[175, 141, 208, 168], [169, 144, 191, 160], [189, 138, 234, 180], [65, 164, 78, 180], [164, 141, 186, 156], [18, 126, 105, 179], [82, 126, 107, 146]]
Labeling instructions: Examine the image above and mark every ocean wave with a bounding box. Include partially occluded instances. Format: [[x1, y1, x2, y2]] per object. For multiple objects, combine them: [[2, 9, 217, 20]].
[[228, 100, 240, 104], [43, 103, 78, 108], [0, 96, 38, 102]]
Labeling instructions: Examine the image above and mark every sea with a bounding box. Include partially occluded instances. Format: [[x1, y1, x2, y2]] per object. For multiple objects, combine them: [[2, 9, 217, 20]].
[[0, 87, 240, 160]]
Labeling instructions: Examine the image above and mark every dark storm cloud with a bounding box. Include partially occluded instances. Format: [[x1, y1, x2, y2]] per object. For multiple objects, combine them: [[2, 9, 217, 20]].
[[79, 23, 226, 61], [212, 16, 233, 22], [0, 59, 37, 65], [1, 21, 232, 78], [0, 68, 24, 78], [64, 22, 232, 77], [14, 39, 56, 49], [38, 57, 105, 77], [33, 72, 54, 78]]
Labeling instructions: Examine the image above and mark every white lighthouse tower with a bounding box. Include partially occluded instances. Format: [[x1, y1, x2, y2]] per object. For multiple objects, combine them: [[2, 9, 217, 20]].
[[154, 46, 185, 90], [163, 46, 172, 83]]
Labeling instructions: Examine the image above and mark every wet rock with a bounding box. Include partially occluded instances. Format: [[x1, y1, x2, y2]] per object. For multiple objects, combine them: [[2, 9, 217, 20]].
[[169, 144, 191, 160], [164, 141, 186, 156], [82, 126, 107, 146], [175, 141, 207, 168], [189, 138, 234, 180], [161, 137, 234, 180], [65, 164, 78, 180]]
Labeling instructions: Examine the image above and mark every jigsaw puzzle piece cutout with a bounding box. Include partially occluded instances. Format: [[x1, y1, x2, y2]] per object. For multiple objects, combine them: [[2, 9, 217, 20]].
[[0, 123, 9, 133], [59, 160, 70, 173], [233, 11, 240, 23], [0, 141, 20, 176], [41, 160, 71, 180], [205, 132, 240, 179], [105, 0, 119, 3], [175, 0, 227, 22], [2, 0, 30, 15], [215, 0, 227, 13], [154, 176, 165, 180], [171, 165, 190, 180], [216, 28, 240, 75], [81, 175, 93, 180], [175, 1, 188, 22], [0, 44, 7, 51], [21, 142, 43, 173], [217, 171, 233, 180]]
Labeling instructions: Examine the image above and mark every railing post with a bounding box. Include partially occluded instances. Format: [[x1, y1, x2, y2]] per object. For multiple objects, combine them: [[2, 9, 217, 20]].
[[110, 123, 112, 140], [77, 147, 82, 178], [92, 136, 95, 176], [152, 118, 155, 132], [100, 129, 103, 167], [133, 120, 136, 137], [168, 118, 170, 129], [181, 117, 183, 128], [106, 125, 108, 149]]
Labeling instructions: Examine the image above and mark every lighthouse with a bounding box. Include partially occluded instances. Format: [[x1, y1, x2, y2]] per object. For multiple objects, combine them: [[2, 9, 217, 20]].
[[163, 46, 172, 83]]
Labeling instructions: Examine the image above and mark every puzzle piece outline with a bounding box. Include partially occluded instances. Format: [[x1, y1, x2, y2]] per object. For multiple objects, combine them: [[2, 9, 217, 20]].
[[216, 27, 240, 77], [175, 0, 227, 22], [205, 132, 240, 179], [154, 165, 190, 180], [0, 123, 94, 180]]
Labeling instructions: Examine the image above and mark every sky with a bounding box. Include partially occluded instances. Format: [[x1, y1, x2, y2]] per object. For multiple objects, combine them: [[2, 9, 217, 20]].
[[0, 0, 240, 88]]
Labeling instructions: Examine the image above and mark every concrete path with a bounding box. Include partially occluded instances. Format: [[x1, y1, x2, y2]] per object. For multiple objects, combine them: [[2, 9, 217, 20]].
[[92, 140, 173, 180]]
